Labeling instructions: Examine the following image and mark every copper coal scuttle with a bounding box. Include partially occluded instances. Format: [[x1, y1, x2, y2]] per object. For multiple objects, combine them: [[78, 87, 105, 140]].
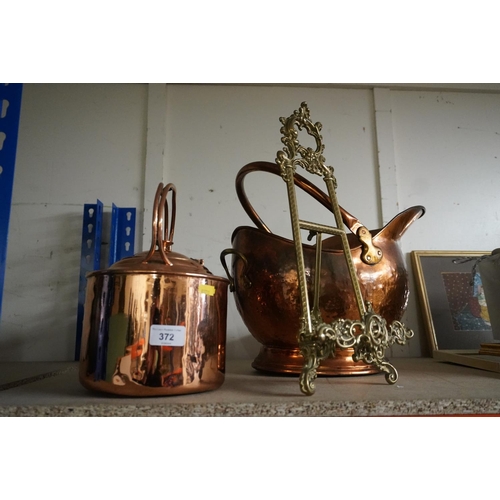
[[79, 183, 229, 396], [221, 102, 425, 393]]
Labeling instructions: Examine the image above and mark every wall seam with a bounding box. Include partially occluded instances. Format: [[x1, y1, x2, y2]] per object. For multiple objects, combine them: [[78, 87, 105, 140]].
[[373, 87, 399, 225], [142, 83, 168, 250]]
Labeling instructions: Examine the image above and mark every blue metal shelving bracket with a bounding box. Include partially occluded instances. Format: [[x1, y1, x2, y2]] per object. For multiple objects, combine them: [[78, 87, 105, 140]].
[[0, 83, 23, 321], [108, 204, 136, 266], [75, 200, 103, 360]]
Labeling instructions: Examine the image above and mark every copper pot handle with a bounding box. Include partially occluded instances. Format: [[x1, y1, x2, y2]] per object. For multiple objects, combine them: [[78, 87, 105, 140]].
[[220, 248, 251, 292], [235, 161, 364, 235], [143, 182, 177, 266]]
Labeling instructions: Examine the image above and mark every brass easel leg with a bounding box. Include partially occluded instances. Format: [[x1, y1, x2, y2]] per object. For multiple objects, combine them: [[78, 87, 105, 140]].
[[299, 341, 321, 395]]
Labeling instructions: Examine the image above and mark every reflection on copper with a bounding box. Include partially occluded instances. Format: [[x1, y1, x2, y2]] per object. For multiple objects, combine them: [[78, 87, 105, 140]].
[[222, 161, 425, 375], [79, 183, 229, 396], [80, 273, 228, 396]]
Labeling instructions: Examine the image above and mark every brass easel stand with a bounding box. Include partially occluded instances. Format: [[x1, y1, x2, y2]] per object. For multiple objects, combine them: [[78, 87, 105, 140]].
[[276, 102, 414, 395]]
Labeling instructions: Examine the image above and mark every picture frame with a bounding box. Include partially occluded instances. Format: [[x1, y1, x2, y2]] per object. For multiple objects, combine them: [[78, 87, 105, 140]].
[[411, 250, 494, 353]]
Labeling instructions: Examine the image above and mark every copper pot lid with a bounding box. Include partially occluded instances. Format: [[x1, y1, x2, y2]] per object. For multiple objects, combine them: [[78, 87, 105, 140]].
[[89, 183, 228, 282]]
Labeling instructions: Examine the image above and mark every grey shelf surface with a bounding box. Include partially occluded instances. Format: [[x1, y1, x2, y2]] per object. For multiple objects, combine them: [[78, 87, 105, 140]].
[[1, 357, 499, 416]]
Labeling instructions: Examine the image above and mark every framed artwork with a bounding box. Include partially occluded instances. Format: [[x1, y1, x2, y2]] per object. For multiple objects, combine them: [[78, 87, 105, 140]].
[[411, 251, 494, 352]]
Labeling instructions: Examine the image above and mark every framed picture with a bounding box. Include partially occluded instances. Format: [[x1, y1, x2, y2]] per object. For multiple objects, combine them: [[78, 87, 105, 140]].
[[411, 251, 494, 352]]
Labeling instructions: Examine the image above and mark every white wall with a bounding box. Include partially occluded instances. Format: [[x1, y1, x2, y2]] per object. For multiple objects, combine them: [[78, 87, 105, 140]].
[[1, 83, 499, 362], [164, 85, 382, 360], [0, 84, 147, 361], [392, 90, 500, 356], [393, 90, 500, 252]]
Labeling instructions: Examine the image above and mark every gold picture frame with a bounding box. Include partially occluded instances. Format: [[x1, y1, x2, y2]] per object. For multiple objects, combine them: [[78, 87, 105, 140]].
[[411, 250, 494, 353]]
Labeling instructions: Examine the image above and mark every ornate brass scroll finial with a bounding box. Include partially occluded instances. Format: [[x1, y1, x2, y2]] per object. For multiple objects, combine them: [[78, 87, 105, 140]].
[[276, 102, 334, 182], [276, 102, 413, 395]]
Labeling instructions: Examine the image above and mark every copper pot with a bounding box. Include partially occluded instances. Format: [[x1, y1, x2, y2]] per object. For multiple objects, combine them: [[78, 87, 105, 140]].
[[221, 161, 425, 375], [79, 183, 229, 396]]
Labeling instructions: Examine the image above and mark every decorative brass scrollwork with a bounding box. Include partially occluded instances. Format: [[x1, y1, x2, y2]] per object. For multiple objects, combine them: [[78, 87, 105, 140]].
[[276, 102, 413, 395]]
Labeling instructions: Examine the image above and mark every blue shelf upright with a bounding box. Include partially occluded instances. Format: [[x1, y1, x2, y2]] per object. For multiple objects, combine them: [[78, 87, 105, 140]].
[[75, 201, 136, 360], [0, 83, 23, 320], [108, 204, 136, 266], [75, 200, 103, 360]]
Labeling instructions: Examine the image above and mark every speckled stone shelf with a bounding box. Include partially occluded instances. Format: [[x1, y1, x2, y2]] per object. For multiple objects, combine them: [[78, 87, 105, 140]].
[[1, 358, 499, 417]]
